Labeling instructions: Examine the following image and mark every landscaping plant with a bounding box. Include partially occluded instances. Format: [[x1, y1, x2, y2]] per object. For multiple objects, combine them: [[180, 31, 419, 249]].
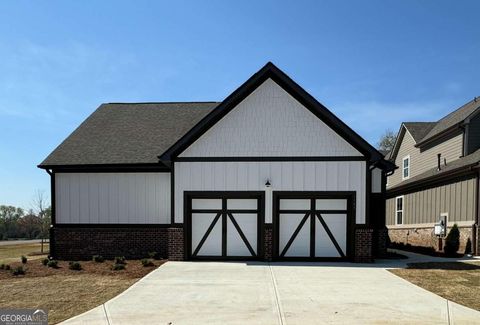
[[41, 258, 49, 266], [12, 266, 25, 276], [69, 261, 82, 271], [111, 263, 125, 271], [141, 258, 154, 267], [47, 260, 59, 268], [5, 265, 10, 270], [92, 255, 105, 263], [444, 224, 460, 257], [21, 255, 27, 264], [114, 256, 126, 265], [0, 264, 5, 270]]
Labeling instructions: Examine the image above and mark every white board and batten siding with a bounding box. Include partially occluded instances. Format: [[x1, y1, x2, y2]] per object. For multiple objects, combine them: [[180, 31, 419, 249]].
[[174, 161, 366, 224], [55, 173, 171, 224], [179, 78, 362, 158], [176, 78, 367, 224]]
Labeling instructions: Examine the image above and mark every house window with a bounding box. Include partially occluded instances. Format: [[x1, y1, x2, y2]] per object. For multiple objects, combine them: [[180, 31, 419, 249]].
[[402, 156, 410, 179], [396, 196, 404, 225]]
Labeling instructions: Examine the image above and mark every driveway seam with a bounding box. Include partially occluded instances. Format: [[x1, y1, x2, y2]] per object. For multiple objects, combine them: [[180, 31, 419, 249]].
[[103, 304, 111, 325], [268, 264, 286, 325]]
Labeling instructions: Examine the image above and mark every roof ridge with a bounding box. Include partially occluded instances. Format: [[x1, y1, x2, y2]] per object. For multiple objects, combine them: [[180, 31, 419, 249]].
[[105, 101, 221, 105], [435, 97, 480, 123]]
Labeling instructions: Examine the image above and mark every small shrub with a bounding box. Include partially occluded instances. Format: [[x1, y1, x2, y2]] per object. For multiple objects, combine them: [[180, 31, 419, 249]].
[[148, 252, 159, 259], [114, 256, 126, 265], [141, 258, 154, 267], [5, 265, 10, 271], [465, 238, 472, 255], [12, 266, 25, 276], [444, 224, 460, 256], [41, 258, 49, 266], [21, 255, 27, 264], [69, 261, 82, 271], [0, 264, 5, 270], [47, 260, 58, 268], [92, 255, 105, 263], [111, 263, 125, 271]]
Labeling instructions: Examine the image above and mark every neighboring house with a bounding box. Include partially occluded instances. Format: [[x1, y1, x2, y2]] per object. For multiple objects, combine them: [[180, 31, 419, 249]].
[[386, 97, 480, 255], [39, 62, 394, 262]]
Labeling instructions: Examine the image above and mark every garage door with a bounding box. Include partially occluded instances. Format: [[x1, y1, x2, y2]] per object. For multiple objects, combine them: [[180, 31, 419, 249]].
[[186, 192, 264, 260], [274, 192, 354, 260]]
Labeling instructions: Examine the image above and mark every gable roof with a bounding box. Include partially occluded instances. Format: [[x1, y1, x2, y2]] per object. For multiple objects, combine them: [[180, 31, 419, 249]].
[[38, 102, 218, 168], [403, 122, 437, 143], [159, 62, 391, 168], [416, 97, 480, 146]]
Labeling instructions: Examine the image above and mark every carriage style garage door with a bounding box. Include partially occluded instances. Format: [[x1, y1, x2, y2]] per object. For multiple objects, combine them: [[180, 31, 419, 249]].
[[274, 192, 354, 260], [185, 192, 264, 260]]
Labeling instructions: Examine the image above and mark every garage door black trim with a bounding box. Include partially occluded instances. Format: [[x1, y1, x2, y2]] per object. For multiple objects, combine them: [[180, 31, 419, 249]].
[[273, 191, 355, 261], [315, 212, 346, 258], [185, 191, 265, 261], [192, 212, 222, 257]]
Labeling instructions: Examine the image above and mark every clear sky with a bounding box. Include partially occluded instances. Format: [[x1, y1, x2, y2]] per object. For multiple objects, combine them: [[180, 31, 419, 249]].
[[1, 0, 479, 209]]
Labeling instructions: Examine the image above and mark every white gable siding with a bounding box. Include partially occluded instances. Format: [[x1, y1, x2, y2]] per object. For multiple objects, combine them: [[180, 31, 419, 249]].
[[179, 78, 361, 157], [174, 161, 366, 224], [55, 173, 171, 224]]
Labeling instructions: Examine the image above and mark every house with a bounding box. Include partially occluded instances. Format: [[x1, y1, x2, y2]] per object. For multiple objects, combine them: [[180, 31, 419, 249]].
[[386, 97, 480, 255], [39, 62, 395, 262]]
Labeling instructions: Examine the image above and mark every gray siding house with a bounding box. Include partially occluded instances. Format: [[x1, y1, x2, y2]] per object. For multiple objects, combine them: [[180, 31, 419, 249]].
[[39, 63, 395, 262], [386, 97, 480, 255]]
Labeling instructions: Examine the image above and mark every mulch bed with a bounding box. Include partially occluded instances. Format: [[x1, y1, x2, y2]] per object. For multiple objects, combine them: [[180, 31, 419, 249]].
[[0, 259, 166, 280]]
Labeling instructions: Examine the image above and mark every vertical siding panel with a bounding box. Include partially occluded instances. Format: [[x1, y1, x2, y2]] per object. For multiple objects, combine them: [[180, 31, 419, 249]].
[[304, 162, 315, 191]]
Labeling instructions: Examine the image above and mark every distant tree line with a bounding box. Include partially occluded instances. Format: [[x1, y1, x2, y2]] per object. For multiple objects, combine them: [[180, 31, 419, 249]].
[[0, 192, 51, 240]]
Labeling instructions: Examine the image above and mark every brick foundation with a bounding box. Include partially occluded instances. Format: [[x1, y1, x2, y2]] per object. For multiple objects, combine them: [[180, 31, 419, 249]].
[[264, 224, 273, 261], [374, 228, 388, 257], [388, 225, 474, 254], [51, 226, 184, 261], [354, 228, 373, 262], [167, 227, 185, 261]]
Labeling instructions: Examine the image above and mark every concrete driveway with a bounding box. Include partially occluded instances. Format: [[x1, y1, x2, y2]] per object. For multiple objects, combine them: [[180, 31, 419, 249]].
[[62, 259, 480, 325]]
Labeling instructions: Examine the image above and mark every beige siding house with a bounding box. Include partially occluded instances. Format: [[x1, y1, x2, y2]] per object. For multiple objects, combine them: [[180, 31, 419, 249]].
[[386, 98, 480, 255]]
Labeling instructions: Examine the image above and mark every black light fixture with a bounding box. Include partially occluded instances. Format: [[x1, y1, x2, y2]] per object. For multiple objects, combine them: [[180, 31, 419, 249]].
[[265, 180, 271, 188]]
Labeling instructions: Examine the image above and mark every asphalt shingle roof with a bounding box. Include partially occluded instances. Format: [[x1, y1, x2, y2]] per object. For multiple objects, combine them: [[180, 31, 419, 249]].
[[388, 148, 480, 190], [418, 98, 480, 144], [39, 102, 219, 167], [403, 122, 437, 143]]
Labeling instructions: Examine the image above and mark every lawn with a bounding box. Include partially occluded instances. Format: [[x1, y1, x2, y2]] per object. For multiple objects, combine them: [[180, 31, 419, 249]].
[[0, 253, 165, 324], [390, 261, 480, 311], [0, 242, 49, 264]]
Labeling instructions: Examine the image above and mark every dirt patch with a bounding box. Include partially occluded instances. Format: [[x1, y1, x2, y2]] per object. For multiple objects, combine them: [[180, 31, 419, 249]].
[[390, 261, 480, 311], [0, 259, 165, 324]]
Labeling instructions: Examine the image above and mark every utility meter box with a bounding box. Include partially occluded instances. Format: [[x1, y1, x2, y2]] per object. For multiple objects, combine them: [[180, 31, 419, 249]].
[[434, 214, 447, 237]]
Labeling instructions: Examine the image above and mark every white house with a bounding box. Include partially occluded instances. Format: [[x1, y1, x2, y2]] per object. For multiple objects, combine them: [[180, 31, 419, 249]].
[[39, 62, 395, 262]]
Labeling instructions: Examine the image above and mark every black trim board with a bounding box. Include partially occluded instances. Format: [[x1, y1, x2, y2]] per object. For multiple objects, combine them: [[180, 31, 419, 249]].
[[159, 62, 387, 167], [175, 156, 366, 162], [39, 163, 170, 172], [53, 224, 175, 228]]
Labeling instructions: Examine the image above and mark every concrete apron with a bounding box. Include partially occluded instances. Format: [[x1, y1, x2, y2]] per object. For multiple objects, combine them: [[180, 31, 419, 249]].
[[61, 261, 480, 325]]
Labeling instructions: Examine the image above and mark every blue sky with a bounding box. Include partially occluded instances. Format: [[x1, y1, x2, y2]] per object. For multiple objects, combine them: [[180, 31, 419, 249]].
[[1, 0, 479, 209]]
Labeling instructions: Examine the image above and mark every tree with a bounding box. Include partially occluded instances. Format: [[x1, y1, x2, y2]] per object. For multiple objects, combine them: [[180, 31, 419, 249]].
[[31, 190, 51, 253], [444, 224, 460, 257], [377, 130, 397, 154], [0, 205, 24, 239]]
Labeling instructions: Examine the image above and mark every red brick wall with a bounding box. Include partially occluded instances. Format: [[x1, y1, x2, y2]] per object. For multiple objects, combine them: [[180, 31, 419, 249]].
[[264, 224, 273, 261], [52, 226, 185, 260], [354, 228, 373, 262]]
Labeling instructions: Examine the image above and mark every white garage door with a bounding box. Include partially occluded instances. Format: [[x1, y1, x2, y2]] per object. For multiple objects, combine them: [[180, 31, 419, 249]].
[[275, 193, 352, 259], [187, 192, 263, 260]]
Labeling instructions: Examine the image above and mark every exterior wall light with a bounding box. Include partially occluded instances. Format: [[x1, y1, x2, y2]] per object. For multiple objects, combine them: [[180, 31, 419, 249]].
[[265, 180, 271, 188]]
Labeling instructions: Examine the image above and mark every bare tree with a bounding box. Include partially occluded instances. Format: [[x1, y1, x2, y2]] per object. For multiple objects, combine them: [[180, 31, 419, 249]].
[[377, 129, 397, 154], [32, 190, 51, 254]]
